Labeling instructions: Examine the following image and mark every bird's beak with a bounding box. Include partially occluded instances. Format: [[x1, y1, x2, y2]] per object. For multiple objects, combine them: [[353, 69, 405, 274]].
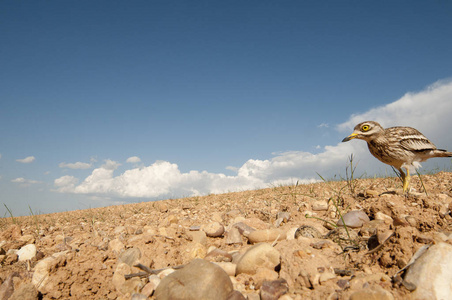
[[342, 133, 358, 142]]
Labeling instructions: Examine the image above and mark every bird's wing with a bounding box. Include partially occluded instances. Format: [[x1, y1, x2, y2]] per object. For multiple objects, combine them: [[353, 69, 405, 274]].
[[391, 127, 437, 151]]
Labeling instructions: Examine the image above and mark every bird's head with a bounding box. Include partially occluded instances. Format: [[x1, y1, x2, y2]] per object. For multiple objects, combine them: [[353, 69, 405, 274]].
[[342, 121, 384, 142]]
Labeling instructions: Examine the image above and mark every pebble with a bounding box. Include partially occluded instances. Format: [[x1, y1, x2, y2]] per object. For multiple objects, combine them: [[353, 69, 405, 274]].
[[205, 248, 233, 262], [109, 238, 125, 254], [157, 203, 168, 212], [112, 262, 131, 293], [114, 226, 126, 235], [405, 216, 418, 227], [187, 230, 207, 245], [154, 258, 233, 300], [392, 216, 409, 226], [141, 275, 160, 297], [365, 189, 380, 197], [214, 262, 237, 276], [225, 227, 243, 245], [18, 234, 35, 244], [17, 244, 37, 261], [312, 200, 329, 211], [131, 293, 148, 300], [211, 212, 223, 222], [359, 220, 384, 239], [119, 247, 141, 267], [415, 234, 433, 244], [259, 279, 289, 300], [236, 243, 280, 275], [374, 212, 393, 224], [248, 229, 286, 244], [202, 222, 225, 237], [120, 278, 144, 295], [404, 242, 452, 299], [188, 242, 207, 259], [319, 271, 336, 283], [277, 211, 290, 222], [253, 268, 279, 288], [349, 286, 394, 300], [336, 279, 350, 289], [337, 210, 370, 228], [233, 222, 256, 237]]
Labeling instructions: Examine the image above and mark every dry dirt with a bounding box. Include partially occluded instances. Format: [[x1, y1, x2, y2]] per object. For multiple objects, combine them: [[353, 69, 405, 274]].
[[1, 172, 452, 299]]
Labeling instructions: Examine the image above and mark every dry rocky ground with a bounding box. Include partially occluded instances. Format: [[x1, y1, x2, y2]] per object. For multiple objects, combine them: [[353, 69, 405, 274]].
[[1, 172, 452, 299]]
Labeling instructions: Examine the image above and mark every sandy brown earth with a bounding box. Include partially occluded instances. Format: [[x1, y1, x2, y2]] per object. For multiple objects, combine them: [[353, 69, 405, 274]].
[[1, 171, 452, 299]]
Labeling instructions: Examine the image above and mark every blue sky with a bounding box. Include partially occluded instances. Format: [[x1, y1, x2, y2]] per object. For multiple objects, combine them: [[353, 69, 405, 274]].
[[1, 1, 452, 216]]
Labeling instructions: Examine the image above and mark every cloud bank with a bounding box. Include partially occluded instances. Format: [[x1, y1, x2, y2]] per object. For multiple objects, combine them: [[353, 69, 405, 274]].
[[54, 80, 452, 201]]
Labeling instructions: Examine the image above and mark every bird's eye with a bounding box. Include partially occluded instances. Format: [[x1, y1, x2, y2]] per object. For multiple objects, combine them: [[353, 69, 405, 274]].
[[362, 125, 370, 131]]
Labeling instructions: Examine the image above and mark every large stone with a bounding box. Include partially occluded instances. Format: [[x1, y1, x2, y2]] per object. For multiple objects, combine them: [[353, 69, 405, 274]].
[[17, 244, 37, 261], [32, 256, 65, 294], [154, 258, 233, 300], [236, 243, 281, 275], [0, 273, 20, 300], [9, 283, 38, 300], [404, 242, 452, 299]]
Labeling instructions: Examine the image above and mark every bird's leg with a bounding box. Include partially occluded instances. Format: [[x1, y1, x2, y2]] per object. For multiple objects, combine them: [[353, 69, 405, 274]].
[[402, 168, 411, 193], [398, 168, 407, 192]]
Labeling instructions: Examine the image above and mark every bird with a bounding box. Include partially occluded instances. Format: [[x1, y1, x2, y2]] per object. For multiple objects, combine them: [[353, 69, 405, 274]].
[[342, 121, 452, 192]]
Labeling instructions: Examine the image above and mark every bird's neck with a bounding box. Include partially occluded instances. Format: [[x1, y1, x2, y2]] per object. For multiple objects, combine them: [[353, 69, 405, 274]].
[[368, 131, 386, 144]]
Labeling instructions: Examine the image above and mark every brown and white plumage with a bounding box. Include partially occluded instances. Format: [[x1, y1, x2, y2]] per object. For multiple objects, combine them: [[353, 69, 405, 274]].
[[342, 121, 452, 192]]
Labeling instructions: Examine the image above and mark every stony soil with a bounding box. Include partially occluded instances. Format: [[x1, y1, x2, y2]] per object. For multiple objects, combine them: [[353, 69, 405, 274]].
[[1, 172, 452, 299]]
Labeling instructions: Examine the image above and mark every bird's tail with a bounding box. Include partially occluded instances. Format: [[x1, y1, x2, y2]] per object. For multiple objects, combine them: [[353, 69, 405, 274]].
[[435, 149, 452, 157]]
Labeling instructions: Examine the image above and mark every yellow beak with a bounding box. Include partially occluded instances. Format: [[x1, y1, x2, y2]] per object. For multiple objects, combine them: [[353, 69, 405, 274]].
[[342, 133, 358, 142]]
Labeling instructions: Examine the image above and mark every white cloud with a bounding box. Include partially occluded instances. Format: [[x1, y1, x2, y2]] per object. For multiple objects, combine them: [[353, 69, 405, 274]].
[[317, 123, 329, 128], [54, 175, 79, 193], [126, 156, 141, 163], [11, 177, 26, 183], [54, 80, 452, 201], [11, 177, 41, 185], [16, 156, 35, 163], [226, 166, 239, 172], [59, 162, 92, 169]]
